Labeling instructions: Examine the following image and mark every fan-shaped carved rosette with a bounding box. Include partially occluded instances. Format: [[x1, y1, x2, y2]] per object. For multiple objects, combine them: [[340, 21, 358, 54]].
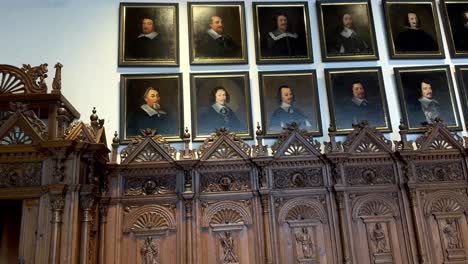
[[283, 140, 312, 156], [357, 201, 394, 217], [430, 197, 463, 214], [134, 145, 164, 162], [0, 64, 47, 94], [210, 142, 241, 160], [355, 141, 381, 153], [429, 135, 453, 150], [202, 201, 252, 227], [285, 205, 320, 221], [132, 212, 169, 231], [0, 126, 32, 145], [210, 208, 244, 225], [0, 71, 26, 94]]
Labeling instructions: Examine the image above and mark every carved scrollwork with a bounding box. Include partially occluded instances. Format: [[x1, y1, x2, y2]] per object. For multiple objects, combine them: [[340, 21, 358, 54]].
[[273, 168, 323, 189], [124, 175, 176, 196], [200, 172, 250, 192], [202, 201, 252, 227], [0, 63, 47, 94], [415, 162, 464, 182], [0, 163, 41, 187], [197, 128, 251, 159], [345, 166, 395, 185]]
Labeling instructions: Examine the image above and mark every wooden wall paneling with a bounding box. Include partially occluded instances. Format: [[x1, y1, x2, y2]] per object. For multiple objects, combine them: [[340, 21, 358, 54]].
[[18, 198, 40, 263]]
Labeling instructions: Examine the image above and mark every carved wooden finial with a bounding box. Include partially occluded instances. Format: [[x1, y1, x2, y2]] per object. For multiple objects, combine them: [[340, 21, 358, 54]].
[[256, 122, 263, 136], [90, 107, 100, 129], [112, 131, 119, 144], [398, 118, 407, 131], [215, 127, 230, 136], [183, 127, 191, 139], [52, 62, 63, 94], [328, 123, 336, 133], [111, 131, 119, 163]]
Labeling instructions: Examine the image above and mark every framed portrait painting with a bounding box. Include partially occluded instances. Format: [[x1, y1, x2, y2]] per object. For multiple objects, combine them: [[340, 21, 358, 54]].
[[120, 73, 183, 143], [118, 3, 179, 66], [258, 70, 322, 137], [383, 0, 445, 59], [252, 2, 313, 64], [317, 0, 379, 62], [440, 0, 468, 57], [188, 2, 248, 65], [394, 65, 461, 132], [325, 67, 391, 134], [455, 65, 468, 127], [190, 72, 253, 141]]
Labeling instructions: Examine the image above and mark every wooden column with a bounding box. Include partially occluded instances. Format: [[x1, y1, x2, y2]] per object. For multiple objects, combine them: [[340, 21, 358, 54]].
[[336, 192, 353, 264], [49, 194, 65, 264], [98, 201, 109, 264], [408, 189, 429, 264], [261, 196, 273, 264], [79, 194, 95, 264], [184, 199, 193, 264]]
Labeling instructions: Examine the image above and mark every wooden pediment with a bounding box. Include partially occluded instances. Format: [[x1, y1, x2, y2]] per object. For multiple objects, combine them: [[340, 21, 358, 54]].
[[65, 121, 97, 143], [271, 126, 321, 158], [120, 129, 176, 164], [197, 128, 250, 161], [414, 121, 464, 152], [0, 106, 47, 145], [341, 121, 393, 154]]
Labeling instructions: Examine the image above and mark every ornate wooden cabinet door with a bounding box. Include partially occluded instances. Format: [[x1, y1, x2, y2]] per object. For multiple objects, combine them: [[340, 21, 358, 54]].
[[398, 121, 468, 264], [263, 127, 340, 264], [326, 122, 418, 264], [194, 130, 262, 264]]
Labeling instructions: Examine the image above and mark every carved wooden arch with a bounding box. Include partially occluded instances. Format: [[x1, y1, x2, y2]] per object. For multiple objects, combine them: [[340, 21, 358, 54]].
[[124, 205, 176, 234], [423, 190, 468, 216], [0, 111, 46, 144], [278, 198, 327, 224], [342, 121, 393, 154], [0, 64, 47, 94], [271, 127, 322, 158], [414, 120, 465, 152], [352, 194, 399, 219], [197, 129, 251, 161], [201, 201, 253, 227], [120, 131, 176, 164]]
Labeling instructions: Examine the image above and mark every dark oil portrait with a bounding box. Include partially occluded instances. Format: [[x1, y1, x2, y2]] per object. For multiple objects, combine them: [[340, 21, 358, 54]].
[[317, 0, 379, 61], [325, 68, 391, 133], [188, 2, 247, 64], [120, 74, 183, 143], [259, 71, 321, 136], [383, 0, 444, 58], [455, 65, 468, 128], [118, 3, 178, 66], [394, 66, 461, 132], [190, 72, 252, 140], [441, 0, 468, 57], [253, 2, 312, 64]]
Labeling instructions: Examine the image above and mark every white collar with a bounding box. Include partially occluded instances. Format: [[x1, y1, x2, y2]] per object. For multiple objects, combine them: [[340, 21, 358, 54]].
[[352, 97, 368, 106], [207, 29, 223, 40], [340, 27, 356, 38], [404, 26, 421, 30], [419, 97, 439, 106], [137, 31, 158, 39], [212, 103, 228, 113], [268, 30, 298, 41], [140, 104, 167, 117], [280, 102, 293, 112]]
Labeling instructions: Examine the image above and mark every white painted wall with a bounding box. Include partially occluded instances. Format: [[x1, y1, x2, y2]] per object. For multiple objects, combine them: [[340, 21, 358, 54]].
[[0, 0, 467, 150]]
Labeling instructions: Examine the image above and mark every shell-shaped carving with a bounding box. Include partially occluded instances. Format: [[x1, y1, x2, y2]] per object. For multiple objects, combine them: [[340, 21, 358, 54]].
[[355, 142, 380, 153], [210, 142, 241, 160], [0, 71, 26, 94], [132, 212, 169, 230], [286, 205, 319, 221], [0, 126, 32, 145], [210, 208, 244, 225], [357, 201, 393, 217], [284, 140, 311, 156], [431, 197, 463, 213], [134, 145, 163, 162], [429, 138, 452, 150]]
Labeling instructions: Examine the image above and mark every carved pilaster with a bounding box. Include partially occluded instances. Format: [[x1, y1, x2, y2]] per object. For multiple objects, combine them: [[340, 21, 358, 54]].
[[98, 201, 109, 264], [335, 192, 352, 264], [185, 199, 193, 264], [261, 196, 273, 264], [79, 194, 95, 264], [49, 194, 65, 264]]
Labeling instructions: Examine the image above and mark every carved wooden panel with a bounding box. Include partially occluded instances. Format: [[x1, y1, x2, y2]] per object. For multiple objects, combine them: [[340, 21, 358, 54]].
[[0, 163, 41, 187], [414, 161, 465, 182], [273, 196, 337, 264], [123, 175, 177, 196], [200, 172, 251, 193], [344, 165, 395, 186], [121, 204, 179, 264], [272, 168, 323, 189]]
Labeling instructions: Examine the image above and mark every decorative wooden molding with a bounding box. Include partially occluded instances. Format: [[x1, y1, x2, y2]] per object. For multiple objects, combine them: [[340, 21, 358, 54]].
[[124, 204, 176, 235], [277, 197, 327, 224], [197, 128, 251, 161], [120, 129, 176, 164]]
